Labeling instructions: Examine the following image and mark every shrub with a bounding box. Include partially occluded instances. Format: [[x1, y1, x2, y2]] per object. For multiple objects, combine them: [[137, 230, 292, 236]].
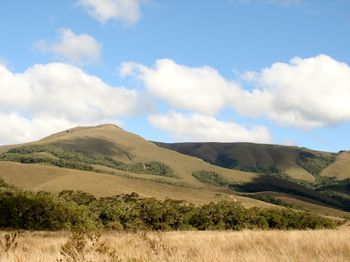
[[0, 184, 337, 231], [0, 190, 98, 230], [192, 170, 229, 187], [59, 190, 97, 205]]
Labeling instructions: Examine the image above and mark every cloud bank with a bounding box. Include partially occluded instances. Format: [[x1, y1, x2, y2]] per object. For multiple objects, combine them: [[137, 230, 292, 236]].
[[123, 55, 350, 129]]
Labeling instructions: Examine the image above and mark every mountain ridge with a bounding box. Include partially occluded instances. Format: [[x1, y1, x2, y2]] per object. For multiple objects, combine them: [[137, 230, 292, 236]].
[[0, 124, 349, 218]]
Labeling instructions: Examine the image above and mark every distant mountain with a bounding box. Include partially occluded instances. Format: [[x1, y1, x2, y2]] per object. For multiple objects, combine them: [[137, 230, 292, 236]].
[[153, 141, 350, 216], [0, 124, 349, 218], [153, 142, 340, 182]]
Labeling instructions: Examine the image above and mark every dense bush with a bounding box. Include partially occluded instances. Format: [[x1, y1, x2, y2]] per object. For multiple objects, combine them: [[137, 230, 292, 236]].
[[59, 190, 97, 205], [144, 161, 174, 177], [192, 170, 229, 187], [0, 191, 98, 230], [240, 166, 281, 175], [0, 179, 337, 231], [297, 151, 336, 176]]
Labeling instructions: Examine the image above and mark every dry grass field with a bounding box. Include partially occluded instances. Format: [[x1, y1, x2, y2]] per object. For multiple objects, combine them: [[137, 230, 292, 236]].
[[1, 228, 350, 262]]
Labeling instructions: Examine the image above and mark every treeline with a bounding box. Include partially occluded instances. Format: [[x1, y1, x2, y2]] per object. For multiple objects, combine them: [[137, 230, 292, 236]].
[[0, 179, 336, 231], [0, 144, 174, 178]]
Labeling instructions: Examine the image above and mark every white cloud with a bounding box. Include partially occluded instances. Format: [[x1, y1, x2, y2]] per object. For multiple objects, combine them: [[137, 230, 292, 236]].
[[77, 0, 144, 25], [36, 28, 102, 66], [245, 55, 350, 128], [0, 113, 76, 145], [0, 63, 141, 145], [124, 55, 350, 129], [121, 59, 242, 115], [149, 112, 271, 143]]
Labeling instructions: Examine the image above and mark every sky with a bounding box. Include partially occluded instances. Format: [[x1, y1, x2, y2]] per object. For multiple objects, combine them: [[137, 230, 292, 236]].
[[0, 0, 350, 152]]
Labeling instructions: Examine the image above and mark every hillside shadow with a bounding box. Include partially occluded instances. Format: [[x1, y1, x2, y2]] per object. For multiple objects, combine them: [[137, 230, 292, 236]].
[[232, 175, 350, 212]]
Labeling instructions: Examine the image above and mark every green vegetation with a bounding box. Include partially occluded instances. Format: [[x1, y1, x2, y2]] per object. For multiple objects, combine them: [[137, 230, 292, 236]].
[[0, 144, 174, 178], [297, 151, 336, 177], [317, 178, 350, 194], [192, 170, 229, 187], [0, 179, 336, 231], [0, 190, 97, 230]]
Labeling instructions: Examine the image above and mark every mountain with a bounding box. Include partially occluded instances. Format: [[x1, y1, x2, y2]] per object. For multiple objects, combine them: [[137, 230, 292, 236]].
[[0, 125, 263, 206], [154, 142, 339, 182], [0, 124, 349, 218], [154, 141, 350, 216]]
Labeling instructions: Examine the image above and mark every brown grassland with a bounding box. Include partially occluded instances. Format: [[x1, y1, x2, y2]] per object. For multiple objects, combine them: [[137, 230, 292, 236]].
[[1, 228, 350, 262]]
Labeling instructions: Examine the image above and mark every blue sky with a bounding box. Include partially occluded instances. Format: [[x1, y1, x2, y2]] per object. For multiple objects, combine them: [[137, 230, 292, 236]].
[[0, 0, 350, 152]]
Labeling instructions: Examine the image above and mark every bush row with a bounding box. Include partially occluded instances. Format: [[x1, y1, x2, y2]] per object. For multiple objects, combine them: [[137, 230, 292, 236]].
[[0, 181, 336, 231]]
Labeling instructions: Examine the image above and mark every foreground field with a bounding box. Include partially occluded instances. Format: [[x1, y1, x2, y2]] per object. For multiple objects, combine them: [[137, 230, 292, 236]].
[[1, 229, 350, 262]]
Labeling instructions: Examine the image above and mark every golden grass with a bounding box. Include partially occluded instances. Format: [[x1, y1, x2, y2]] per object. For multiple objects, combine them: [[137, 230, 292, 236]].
[[0, 161, 271, 207], [284, 166, 315, 182], [1, 229, 350, 262], [321, 151, 350, 180]]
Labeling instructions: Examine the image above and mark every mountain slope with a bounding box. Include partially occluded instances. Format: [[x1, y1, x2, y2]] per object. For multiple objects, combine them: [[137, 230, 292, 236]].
[[0, 124, 265, 206], [154, 142, 338, 182], [0, 124, 349, 217], [0, 161, 266, 206], [24, 124, 258, 184], [321, 151, 350, 180]]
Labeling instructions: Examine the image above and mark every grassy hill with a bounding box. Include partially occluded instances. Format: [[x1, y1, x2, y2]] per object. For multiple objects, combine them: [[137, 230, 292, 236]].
[[321, 151, 350, 180], [155, 141, 350, 215], [0, 125, 266, 206], [0, 124, 349, 217], [154, 142, 338, 182]]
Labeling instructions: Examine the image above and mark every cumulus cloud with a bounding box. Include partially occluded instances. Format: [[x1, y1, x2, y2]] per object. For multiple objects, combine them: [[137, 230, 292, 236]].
[[121, 59, 242, 115], [77, 0, 144, 25], [149, 112, 271, 143], [123, 55, 350, 129], [35, 28, 102, 66], [244, 55, 350, 128], [0, 63, 141, 145]]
